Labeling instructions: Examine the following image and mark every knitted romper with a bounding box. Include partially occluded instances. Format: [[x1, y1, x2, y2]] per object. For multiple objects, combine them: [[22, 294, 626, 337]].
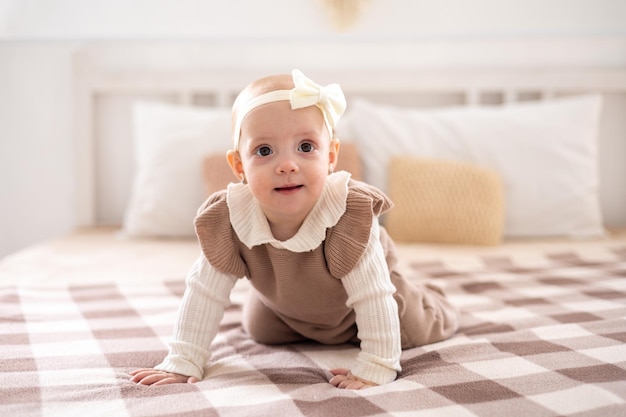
[[194, 178, 458, 352]]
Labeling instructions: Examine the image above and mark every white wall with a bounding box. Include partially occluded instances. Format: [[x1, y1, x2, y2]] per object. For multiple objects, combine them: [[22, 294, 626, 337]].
[[2, 0, 626, 39], [1, 0, 626, 259], [0, 43, 77, 258]]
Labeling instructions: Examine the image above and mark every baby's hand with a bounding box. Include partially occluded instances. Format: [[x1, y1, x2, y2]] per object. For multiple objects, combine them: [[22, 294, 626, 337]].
[[329, 368, 377, 390], [130, 368, 198, 386]]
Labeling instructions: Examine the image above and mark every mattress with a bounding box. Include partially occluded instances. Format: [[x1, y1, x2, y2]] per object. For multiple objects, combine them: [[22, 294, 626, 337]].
[[2, 228, 625, 416]]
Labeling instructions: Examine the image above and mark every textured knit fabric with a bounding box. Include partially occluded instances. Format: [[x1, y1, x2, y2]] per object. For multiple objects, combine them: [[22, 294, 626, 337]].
[[386, 157, 504, 245], [156, 171, 458, 385]]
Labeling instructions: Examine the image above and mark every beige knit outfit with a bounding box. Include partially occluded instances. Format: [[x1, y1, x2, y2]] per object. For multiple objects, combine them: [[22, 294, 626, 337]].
[[155, 171, 458, 385]]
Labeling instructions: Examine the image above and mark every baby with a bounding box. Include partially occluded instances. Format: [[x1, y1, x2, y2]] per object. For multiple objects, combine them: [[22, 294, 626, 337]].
[[130, 69, 458, 390]]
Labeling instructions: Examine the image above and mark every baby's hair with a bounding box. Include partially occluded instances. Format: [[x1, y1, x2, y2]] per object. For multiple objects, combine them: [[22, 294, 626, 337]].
[[231, 74, 294, 148], [230, 70, 347, 151]]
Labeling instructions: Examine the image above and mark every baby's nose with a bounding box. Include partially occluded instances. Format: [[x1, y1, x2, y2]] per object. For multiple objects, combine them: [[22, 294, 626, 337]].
[[276, 155, 299, 173]]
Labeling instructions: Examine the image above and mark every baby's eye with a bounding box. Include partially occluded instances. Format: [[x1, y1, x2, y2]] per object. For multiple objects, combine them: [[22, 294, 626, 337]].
[[298, 142, 314, 153], [256, 146, 273, 157]]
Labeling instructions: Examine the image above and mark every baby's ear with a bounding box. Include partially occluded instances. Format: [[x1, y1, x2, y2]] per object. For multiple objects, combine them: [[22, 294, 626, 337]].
[[226, 150, 245, 182], [329, 139, 340, 171]]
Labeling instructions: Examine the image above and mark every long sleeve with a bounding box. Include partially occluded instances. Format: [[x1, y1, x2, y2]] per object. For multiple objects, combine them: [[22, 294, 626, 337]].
[[340, 220, 402, 385], [155, 253, 238, 380]]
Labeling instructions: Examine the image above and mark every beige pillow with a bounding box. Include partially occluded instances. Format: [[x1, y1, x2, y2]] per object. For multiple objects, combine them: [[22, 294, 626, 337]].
[[202, 153, 237, 197], [385, 157, 504, 245], [335, 141, 363, 182], [201, 141, 363, 197]]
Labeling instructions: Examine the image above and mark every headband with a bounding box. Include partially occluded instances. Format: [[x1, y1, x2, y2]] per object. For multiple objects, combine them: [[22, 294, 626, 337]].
[[232, 69, 347, 150]]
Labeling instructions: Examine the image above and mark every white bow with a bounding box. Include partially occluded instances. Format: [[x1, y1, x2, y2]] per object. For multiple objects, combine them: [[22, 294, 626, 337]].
[[289, 69, 346, 130]]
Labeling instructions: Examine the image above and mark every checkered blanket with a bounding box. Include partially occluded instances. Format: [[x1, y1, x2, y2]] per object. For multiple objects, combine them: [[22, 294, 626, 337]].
[[2, 247, 626, 417]]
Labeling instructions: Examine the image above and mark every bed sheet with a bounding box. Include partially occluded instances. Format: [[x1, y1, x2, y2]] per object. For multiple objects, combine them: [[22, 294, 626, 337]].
[[2, 228, 626, 416]]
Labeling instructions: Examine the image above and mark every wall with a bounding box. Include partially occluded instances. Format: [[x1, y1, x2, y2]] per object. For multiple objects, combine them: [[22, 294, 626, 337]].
[[1, 0, 626, 259], [2, 0, 626, 39]]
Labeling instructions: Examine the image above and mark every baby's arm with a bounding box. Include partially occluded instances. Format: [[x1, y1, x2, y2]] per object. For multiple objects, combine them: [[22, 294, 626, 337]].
[[131, 254, 238, 385], [334, 220, 402, 388]]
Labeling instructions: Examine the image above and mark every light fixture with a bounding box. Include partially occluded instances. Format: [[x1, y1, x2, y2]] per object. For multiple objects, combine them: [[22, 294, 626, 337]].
[[320, 0, 369, 31]]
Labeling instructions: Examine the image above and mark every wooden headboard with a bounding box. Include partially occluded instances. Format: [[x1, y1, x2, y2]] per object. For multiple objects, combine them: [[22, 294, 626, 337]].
[[73, 50, 626, 229]]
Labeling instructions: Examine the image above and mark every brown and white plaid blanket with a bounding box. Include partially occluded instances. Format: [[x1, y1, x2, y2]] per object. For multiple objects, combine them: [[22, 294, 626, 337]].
[[2, 246, 626, 417]]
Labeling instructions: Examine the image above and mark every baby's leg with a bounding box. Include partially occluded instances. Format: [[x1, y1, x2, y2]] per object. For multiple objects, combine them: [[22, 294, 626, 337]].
[[392, 273, 459, 349], [243, 289, 306, 345]]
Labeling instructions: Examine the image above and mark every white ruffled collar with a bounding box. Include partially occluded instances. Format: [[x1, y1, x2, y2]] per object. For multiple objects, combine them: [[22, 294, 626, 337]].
[[226, 171, 351, 252]]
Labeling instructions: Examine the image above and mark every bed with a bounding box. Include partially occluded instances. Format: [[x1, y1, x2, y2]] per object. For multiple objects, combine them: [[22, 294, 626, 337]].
[[2, 47, 626, 416]]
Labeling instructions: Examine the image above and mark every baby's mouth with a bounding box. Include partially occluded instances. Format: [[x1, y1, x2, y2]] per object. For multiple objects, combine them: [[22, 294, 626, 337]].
[[275, 184, 303, 192]]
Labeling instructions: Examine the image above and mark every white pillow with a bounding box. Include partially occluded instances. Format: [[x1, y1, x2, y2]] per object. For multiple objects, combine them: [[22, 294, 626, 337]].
[[336, 96, 604, 238], [123, 101, 232, 237]]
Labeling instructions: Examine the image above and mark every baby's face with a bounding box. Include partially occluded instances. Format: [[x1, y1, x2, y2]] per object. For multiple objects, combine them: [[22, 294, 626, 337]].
[[237, 100, 337, 233]]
